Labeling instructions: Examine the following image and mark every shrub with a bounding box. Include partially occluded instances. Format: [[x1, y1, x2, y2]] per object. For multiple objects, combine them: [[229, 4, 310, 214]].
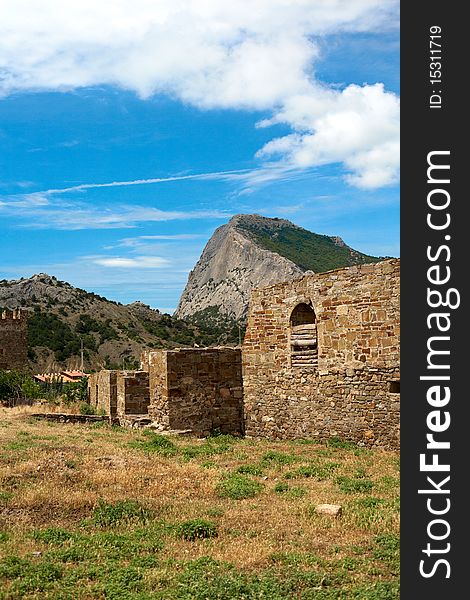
[[79, 402, 96, 415], [63, 377, 88, 404], [216, 474, 263, 500], [0, 369, 42, 401], [176, 519, 218, 541]]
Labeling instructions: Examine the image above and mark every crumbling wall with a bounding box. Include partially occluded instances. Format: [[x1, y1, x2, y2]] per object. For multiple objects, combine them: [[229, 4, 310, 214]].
[[147, 350, 169, 428], [117, 371, 150, 415], [87, 370, 118, 416], [148, 348, 243, 435], [242, 259, 400, 449], [0, 309, 28, 370]]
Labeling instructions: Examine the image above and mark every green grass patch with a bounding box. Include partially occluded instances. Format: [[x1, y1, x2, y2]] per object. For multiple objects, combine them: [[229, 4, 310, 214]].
[[335, 476, 374, 494], [181, 434, 239, 461], [37, 527, 164, 565], [167, 556, 296, 599], [32, 527, 76, 545], [378, 475, 400, 492], [274, 482, 307, 499], [4, 439, 33, 452], [274, 482, 289, 493], [356, 497, 385, 509], [216, 473, 263, 500], [235, 463, 264, 476], [269, 551, 325, 568], [129, 431, 178, 456], [261, 450, 297, 466], [205, 506, 225, 518], [0, 531, 9, 543], [349, 497, 398, 531], [0, 491, 13, 504], [176, 519, 218, 541], [284, 461, 339, 481], [87, 563, 145, 600], [287, 486, 307, 498], [327, 436, 358, 450], [88, 528, 164, 557], [373, 533, 400, 573], [0, 555, 63, 594], [91, 499, 151, 527], [292, 438, 319, 445]]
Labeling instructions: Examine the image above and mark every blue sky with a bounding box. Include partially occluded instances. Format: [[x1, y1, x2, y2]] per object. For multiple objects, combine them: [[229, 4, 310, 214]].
[[0, 1, 399, 313]]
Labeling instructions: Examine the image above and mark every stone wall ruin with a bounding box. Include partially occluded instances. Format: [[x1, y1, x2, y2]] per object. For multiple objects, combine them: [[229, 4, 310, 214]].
[[88, 370, 118, 417], [86, 259, 400, 449], [0, 309, 28, 370], [242, 259, 400, 448], [88, 369, 149, 418], [148, 348, 243, 436]]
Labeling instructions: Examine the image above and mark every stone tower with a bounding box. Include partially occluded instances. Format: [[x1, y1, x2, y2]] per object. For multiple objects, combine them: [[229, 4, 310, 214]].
[[0, 309, 28, 370]]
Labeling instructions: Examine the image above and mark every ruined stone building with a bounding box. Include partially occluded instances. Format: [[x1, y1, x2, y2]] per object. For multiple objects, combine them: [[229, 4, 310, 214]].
[[0, 309, 28, 370], [88, 259, 400, 448], [89, 348, 243, 436], [242, 259, 400, 449], [88, 370, 150, 419], [147, 348, 243, 436]]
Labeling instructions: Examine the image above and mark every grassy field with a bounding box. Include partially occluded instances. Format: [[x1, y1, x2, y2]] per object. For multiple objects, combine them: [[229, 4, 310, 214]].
[[0, 407, 399, 599]]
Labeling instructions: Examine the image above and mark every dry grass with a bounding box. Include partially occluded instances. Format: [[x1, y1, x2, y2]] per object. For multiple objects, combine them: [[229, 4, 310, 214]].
[[0, 406, 399, 599]]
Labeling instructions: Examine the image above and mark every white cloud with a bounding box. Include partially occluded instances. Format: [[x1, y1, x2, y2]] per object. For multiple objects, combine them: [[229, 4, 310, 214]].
[[112, 234, 206, 249], [257, 83, 399, 188], [0, 192, 232, 230], [41, 169, 251, 195], [92, 256, 169, 269], [0, 0, 399, 188]]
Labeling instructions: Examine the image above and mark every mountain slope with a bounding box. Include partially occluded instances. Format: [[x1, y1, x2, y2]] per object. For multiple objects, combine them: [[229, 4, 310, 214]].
[[0, 274, 239, 372], [175, 214, 379, 323]]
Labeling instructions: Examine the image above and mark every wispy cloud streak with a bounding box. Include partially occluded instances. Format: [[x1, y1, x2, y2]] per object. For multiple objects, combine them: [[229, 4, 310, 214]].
[[43, 169, 253, 196]]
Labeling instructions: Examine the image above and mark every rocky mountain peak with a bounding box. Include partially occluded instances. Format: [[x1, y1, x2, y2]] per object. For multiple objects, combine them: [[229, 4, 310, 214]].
[[227, 213, 300, 230], [174, 214, 379, 325]]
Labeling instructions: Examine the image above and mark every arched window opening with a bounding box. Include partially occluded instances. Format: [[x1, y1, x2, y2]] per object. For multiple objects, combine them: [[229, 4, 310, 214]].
[[290, 303, 318, 368]]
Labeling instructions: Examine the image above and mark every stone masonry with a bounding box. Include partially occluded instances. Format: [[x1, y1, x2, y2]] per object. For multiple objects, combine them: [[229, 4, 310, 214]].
[[86, 259, 399, 449], [242, 259, 400, 449], [117, 371, 150, 415], [88, 370, 118, 417], [148, 348, 243, 436], [0, 309, 28, 370], [88, 370, 149, 418]]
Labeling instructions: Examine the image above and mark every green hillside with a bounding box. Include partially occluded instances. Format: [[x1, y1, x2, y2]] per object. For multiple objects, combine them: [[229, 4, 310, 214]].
[[0, 273, 241, 372], [238, 219, 379, 273]]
